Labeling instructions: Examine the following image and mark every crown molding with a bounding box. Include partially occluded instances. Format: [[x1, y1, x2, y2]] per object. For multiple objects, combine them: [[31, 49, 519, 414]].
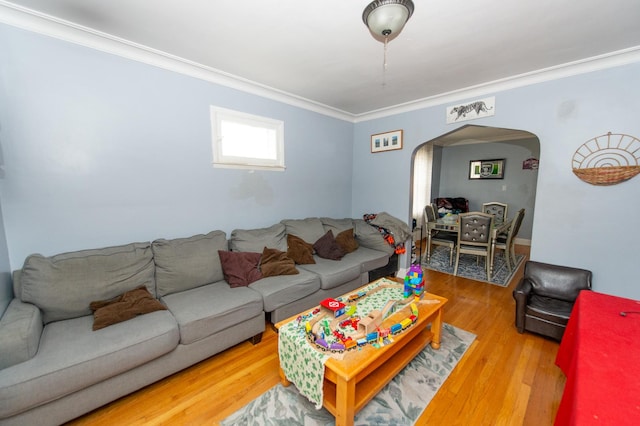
[[0, 2, 355, 122], [2, 1, 639, 125], [354, 46, 640, 122]]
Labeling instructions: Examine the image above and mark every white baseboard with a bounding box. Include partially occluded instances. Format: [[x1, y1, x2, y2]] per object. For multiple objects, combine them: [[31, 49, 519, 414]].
[[514, 237, 531, 246]]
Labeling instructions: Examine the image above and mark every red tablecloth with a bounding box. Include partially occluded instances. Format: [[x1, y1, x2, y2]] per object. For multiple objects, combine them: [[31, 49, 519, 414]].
[[555, 290, 640, 425]]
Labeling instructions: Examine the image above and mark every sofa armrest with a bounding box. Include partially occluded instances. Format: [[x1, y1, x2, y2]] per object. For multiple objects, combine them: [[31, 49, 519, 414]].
[[0, 299, 43, 369], [512, 278, 533, 333]]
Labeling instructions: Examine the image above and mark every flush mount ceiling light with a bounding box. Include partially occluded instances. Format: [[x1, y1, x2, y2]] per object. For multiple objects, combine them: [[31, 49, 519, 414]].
[[362, 0, 415, 79], [362, 0, 414, 42]]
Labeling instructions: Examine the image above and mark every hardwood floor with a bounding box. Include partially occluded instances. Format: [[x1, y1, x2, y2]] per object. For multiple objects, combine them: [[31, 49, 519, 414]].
[[67, 245, 565, 426]]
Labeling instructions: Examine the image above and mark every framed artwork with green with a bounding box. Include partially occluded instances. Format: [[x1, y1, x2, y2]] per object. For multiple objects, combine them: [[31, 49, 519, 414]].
[[469, 159, 505, 179]]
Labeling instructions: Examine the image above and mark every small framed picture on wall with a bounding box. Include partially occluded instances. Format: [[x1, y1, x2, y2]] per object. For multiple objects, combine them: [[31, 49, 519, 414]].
[[371, 129, 403, 153]]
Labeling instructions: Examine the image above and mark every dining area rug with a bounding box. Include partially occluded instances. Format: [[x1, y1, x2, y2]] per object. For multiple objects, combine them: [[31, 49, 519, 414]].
[[220, 323, 476, 426], [423, 245, 524, 287]]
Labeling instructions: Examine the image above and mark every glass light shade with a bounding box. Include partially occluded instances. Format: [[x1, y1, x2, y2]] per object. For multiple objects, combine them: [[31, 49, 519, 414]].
[[363, 1, 414, 37]]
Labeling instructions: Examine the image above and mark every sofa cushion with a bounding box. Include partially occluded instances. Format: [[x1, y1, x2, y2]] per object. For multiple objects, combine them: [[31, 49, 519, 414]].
[[0, 299, 42, 370], [229, 223, 287, 253], [152, 231, 227, 297], [344, 246, 390, 273], [249, 269, 321, 313], [281, 218, 326, 244], [336, 228, 359, 254], [260, 247, 298, 277], [320, 217, 354, 235], [298, 246, 389, 290], [353, 219, 395, 255], [286, 234, 315, 265], [90, 286, 168, 331], [0, 311, 178, 419], [161, 281, 264, 345], [313, 230, 345, 260], [298, 256, 362, 290], [218, 251, 263, 288], [20, 242, 155, 324]]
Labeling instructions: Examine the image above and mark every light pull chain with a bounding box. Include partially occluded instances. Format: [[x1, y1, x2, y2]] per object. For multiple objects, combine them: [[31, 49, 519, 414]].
[[382, 35, 389, 87], [384, 36, 389, 70]]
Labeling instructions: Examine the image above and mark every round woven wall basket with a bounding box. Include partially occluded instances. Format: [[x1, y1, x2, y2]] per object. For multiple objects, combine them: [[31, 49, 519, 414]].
[[572, 132, 640, 186]]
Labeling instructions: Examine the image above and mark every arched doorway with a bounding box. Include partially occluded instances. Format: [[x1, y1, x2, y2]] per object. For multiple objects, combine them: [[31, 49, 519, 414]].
[[410, 125, 540, 262]]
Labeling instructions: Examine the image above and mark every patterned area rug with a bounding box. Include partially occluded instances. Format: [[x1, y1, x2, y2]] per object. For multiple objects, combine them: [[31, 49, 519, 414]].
[[220, 323, 475, 426], [423, 245, 524, 287]]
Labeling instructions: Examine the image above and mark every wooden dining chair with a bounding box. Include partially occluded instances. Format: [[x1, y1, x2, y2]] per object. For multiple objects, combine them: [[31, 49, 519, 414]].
[[482, 202, 508, 224], [423, 204, 457, 266], [454, 212, 494, 280], [495, 208, 525, 271]]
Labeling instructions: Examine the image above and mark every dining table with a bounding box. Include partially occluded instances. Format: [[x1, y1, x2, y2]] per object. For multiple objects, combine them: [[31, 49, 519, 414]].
[[425, 214, 512, 278]]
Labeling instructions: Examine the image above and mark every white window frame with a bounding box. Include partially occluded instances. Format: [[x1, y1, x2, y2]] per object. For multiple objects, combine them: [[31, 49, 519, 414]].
[[210, 106, 285, 171]]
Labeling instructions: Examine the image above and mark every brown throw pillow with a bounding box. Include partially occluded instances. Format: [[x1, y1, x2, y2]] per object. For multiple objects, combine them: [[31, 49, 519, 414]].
[[218, 250, 263, 288], [335, 228, 359, 254], [260, 247, 299, 277], [313, 230, 345, 260], [90, 286, 167, 331], [286, 234, 316, 265]]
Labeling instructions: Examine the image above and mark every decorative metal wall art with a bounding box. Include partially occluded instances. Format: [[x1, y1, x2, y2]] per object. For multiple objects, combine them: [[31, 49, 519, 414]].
[[446, 97, 495, 124], [572, 132, 640, 186]]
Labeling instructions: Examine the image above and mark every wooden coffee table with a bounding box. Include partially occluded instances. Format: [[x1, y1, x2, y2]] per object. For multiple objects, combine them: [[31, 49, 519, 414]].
[[275, 283, 447, 426]]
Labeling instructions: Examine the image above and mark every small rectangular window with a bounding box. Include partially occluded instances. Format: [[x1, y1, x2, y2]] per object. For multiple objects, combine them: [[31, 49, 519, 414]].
[[211, 106, 285, 171]]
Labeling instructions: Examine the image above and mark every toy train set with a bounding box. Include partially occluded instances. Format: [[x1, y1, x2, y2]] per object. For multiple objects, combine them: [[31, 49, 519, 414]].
[[297, 266, 431, 353]]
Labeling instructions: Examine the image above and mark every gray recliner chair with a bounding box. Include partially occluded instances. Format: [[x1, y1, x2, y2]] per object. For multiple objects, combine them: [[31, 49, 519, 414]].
[[513, 261, 592, 341]]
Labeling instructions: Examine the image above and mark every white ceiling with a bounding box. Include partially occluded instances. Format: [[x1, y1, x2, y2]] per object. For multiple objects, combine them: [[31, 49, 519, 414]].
[[2, 0, 640, 118]]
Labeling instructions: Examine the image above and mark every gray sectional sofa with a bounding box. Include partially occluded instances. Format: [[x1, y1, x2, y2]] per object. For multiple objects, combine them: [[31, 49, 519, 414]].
[[0, 217, 397, 425]]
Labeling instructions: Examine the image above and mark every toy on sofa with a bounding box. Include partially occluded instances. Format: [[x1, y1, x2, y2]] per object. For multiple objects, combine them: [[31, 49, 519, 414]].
[[403, 264, 424, 299]]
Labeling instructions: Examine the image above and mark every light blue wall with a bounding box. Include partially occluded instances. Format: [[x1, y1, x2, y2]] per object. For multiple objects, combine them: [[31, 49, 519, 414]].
[[1, 23, 639, 301], [438, 139, 539, 240], [431, 145, 443, 198], [0, 34, 12, 307], [0, 202, 12, 312], [0, 24, 354, 268], [354, 63, 640, 299]]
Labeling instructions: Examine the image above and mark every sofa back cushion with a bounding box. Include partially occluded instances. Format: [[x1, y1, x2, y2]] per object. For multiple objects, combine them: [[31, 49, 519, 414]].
[[320, 217, 354, 235], [152, 231, 227, 297], [20, 242, 155, 324], [229, 223, 287, 253], [281, 218, 326, 245]]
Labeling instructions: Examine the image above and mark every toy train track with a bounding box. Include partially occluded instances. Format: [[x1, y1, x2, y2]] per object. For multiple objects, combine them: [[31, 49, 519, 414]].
[[298, 284, 423, 353]]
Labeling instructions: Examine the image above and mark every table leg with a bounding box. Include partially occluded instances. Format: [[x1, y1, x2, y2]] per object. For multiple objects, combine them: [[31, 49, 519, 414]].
[[430, 308, 443, 350], [335, 376, 356, 426], [279, 367, 290, 387], [425, 231, 432, 263]]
